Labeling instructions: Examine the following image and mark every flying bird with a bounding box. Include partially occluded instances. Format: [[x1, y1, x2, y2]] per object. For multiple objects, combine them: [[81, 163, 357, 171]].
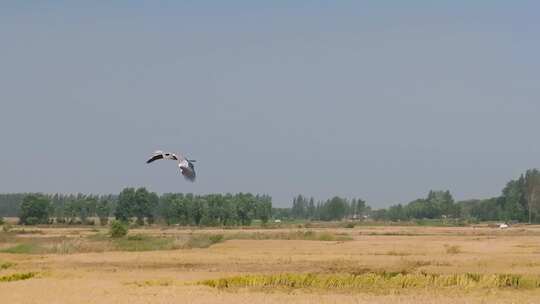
[[146, 150, 196, 182]]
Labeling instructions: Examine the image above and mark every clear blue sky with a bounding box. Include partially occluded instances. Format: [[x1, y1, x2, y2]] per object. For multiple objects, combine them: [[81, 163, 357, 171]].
[[1, 1, 539, 207]]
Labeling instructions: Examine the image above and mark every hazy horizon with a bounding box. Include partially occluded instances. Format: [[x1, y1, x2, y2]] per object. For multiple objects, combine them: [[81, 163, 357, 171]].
[[2, 1, 539, 207]]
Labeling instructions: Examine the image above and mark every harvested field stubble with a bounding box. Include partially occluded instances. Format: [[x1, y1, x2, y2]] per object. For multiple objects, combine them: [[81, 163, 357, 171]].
[[1, 225, 540, 303]]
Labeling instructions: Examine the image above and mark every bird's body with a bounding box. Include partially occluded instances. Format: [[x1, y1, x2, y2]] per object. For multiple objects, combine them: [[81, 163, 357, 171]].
[[146, 150, 196, 182]]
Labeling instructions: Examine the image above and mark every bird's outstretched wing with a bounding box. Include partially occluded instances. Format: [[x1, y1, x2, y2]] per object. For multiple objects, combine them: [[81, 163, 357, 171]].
[[146, 151, 179, 163], [146, 154, 163, 163], [147, 150, 196, 182]]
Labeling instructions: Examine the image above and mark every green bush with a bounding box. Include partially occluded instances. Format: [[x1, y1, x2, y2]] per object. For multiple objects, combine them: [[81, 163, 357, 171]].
[[208, 234, 224, 243], [109, 220, 128, 238], [25, 217, 39, 226]]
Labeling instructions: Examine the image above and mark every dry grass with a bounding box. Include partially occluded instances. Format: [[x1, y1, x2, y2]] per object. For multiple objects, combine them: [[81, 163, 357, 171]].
[[182, 234, 224, 249], [0, 261, 16, 270], [125, 278, 174, 287], [381, 250, 412, 256], [2, 225, 540, 303], [0, 230, 354, 255], [198, 272, 540, 291], [224, 230, 353, 242], [445, 244, 462, 254]]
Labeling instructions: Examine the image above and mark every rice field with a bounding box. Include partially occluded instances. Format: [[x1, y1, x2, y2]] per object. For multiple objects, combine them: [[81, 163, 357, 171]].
[[1, 224, 540, 303], [199, 272, 540, 290]]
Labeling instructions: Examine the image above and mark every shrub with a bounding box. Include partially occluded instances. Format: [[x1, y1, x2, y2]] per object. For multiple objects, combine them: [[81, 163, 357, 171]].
[[208, 234, 224, 243], [25, 217, 39, 226], [0, 217, 4, 225], [344, 222, 355, 228], [109, 220, 128, 238]]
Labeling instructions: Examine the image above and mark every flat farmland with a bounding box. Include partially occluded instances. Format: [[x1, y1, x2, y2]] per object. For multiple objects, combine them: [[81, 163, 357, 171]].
[[2, 225, 540, 303]]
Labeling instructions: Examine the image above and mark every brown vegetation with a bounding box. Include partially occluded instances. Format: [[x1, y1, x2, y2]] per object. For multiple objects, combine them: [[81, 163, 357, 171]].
[[1, 225, 540, 303]]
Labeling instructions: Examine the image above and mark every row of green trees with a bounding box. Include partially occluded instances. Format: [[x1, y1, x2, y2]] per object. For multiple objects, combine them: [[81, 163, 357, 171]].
[[12, 188, 273, 226], [0, 193, 33, 217], [16, 194, 115, 225], [0, 193, 116, 223], [278, 195, 370, 221], [159, 193, 272, 226], [5, 168, 540, 225], [371, 190, 457, 221], [372, 169, 540, 223], [11, 192, 367, 225], [461, 169, 540, 222]]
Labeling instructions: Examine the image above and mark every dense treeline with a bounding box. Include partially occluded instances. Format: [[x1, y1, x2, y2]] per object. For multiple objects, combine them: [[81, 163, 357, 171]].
[[0, 193, 116, 221], [283, 195, 370, 221], [462, 169, 540, 222], [1, 191, 361, 225], [159, 192, 272, 226], [0, 193, 31, 217], [372, 169, 540, 223], [3, 168, 540, 225], [114, 188, 272, 226], [1, 189, 273, 226], [371, 190, 457, 221]]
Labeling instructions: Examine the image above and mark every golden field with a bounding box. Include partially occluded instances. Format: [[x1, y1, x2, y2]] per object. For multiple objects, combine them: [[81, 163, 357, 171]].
[[2, 224, 540, 303]]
